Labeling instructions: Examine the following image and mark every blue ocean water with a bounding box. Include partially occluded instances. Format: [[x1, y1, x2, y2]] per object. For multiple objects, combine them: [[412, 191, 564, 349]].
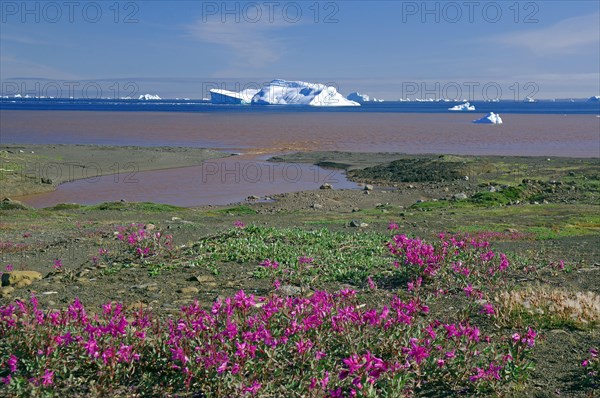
[[1, 98, 599, 114]]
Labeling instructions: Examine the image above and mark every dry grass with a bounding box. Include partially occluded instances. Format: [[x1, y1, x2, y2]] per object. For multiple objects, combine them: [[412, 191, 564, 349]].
[[495, 286, 600, 329]]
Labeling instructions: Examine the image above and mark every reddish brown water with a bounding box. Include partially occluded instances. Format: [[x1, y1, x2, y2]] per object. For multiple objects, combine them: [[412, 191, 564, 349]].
[[2, 110, 598, 207]]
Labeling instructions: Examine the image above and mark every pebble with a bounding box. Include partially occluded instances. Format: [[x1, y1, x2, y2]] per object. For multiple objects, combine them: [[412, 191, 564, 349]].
[[178, 287, 199, 294]]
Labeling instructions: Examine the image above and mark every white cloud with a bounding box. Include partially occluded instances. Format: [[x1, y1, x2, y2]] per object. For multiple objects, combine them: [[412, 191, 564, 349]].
[[186, 18, 297, 72], [493, 13, 600, 56]]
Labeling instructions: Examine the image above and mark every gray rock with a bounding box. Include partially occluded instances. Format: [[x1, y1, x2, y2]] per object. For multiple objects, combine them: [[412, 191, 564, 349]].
[[320, 183, 333, 190], [364, 184, 374, 191], [311, 203, 323, 209], [453, 193, 468, 200], [279, 285, 302, 296]]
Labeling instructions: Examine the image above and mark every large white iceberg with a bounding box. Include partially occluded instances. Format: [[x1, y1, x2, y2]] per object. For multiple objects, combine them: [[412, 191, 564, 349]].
[[473, 112, 503, 124], [139, 94, 161, 100], [587, 95, 600, 102], [448, 102, 475, 111], [210, 88, 259, 105], [251, 80, 359, 107]]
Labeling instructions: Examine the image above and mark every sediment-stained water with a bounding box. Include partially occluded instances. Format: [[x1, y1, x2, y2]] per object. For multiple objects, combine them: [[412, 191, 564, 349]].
[[2, 110, 598, 207]]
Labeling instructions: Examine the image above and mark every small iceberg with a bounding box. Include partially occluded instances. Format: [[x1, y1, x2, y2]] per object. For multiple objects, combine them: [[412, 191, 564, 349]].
[[347, 92, 384, 103], [524, 96, 535, 103], [448, 102, 475, 111], [138, 94, 161, 100], [587, 95, 600, 102], [473, 112, 503, 125]]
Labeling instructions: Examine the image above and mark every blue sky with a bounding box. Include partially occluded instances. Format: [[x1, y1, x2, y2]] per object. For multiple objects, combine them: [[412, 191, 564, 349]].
[[1, 0, 598, 99]]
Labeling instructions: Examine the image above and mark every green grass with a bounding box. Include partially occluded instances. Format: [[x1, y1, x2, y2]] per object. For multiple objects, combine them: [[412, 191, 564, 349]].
[[214, 205, 257, 215], [190, 225, 394, 285]]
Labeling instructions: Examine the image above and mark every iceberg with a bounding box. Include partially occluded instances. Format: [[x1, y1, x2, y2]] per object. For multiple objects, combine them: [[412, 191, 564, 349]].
[[448, 102, 475, 111], [210, 88, 259, 105], [524, 96, 535, 103], [587, 95, 600, 102], [251, 80, 359, 107], [138, 94, 161, 100], [347, 92, 384, 103], [473, 112, 503, 124], [347, 92, 370, 103]]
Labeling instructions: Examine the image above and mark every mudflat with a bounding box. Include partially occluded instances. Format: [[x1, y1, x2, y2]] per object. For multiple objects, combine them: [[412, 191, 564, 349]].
[[0, 144, 230, 197]]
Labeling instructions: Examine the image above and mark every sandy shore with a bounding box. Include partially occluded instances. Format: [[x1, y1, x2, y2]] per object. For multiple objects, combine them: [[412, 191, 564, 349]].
[[0, 144, 231, 197]]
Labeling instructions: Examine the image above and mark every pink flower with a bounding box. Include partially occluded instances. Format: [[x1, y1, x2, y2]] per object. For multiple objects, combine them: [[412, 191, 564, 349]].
[[524, 327, 537, 347], [244, 380, 261, 395], [512, 333, 521, 342], [582, 360, 590, 367], [41, 369, 54, 386], [7, 355, 17, 373], [388, 222, 399, 230], [480, 303, 495, 316], [408, 340, 430, 364], [463, 284, 474, 297], [234, 220, 245, 228], [367, 277, 377, 290], [295, 339, 314, 355], [298, 256, 314, 264], [53, 259, 63, 270], [342, 354, 364, 375], [5, 264, 13, 272], [260, 259, 279, 270]]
